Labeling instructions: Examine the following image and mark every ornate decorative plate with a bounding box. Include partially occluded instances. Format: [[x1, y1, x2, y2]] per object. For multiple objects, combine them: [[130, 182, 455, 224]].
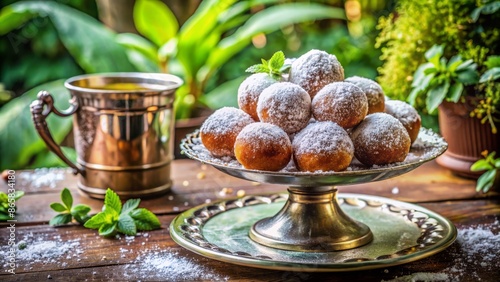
[[170, 193, 456, 272]]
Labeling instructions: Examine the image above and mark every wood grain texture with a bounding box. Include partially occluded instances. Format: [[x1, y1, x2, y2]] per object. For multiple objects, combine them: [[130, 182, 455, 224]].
[[1, 159, 499, 281]]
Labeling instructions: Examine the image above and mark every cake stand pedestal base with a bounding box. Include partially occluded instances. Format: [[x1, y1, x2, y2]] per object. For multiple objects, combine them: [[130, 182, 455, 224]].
[[249, 187, 373, 252]]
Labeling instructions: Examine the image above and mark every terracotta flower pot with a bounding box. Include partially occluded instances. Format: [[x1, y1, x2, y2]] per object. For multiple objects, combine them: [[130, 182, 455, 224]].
[[436, 100, 500, 178]]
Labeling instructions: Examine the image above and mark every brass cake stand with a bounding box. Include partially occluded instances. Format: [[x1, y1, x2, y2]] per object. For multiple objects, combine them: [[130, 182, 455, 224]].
[[171, 129, 456, 271]]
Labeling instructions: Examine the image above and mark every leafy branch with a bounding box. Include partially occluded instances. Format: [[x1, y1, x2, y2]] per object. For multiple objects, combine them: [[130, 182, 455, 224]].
[[408, 44, 480, 114], [50, 188, 161, 237], [470, 151, 500, 193], [245, 51, 289, 80]]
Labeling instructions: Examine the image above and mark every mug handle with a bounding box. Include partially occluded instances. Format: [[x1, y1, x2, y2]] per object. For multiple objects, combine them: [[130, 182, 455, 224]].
[[30, 91, 84, 175]]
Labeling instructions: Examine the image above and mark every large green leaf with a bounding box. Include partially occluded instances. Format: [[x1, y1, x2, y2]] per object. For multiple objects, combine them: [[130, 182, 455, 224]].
[[0, 2, 136, 73], [205, 3, 345, 78], [200, 76, 246, 109], [479, 67, 500, 83], [133, 0, 179, 47], [176, 0, 238, 80], [426, 80, 450, 114], [0, 80, 72, 170]]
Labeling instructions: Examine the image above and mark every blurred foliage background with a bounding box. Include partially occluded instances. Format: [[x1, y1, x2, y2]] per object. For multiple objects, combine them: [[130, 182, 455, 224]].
[[0, 0, 393, 170]]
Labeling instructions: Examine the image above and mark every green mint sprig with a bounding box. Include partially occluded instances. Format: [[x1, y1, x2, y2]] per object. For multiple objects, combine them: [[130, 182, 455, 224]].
[[50, 188, 91, 225], [0, 191, 24, 221], [83, 188, 161, 237], [246, 51, 289, 80]]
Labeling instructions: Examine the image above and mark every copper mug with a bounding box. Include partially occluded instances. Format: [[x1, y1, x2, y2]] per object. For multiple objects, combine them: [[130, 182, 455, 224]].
[[30, 73, 183, 198]]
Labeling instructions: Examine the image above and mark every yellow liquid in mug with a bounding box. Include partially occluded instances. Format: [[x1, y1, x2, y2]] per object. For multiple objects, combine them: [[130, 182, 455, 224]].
[[89, 83, 158, 91]]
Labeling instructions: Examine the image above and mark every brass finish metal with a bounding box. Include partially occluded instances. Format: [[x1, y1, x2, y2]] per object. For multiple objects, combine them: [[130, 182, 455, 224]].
[[250, 187, 372, 251], [31, 73, 183, 198]]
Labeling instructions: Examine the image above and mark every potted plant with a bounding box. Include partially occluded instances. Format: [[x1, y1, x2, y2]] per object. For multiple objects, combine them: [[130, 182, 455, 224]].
[[376, 0, 500, 178]]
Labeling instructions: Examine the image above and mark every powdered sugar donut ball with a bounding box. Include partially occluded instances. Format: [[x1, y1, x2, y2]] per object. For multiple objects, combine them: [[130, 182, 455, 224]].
[[238, 73, 277, 121], [293, 121, 354, 172], [200, 107, 254, 157], [345, 76, 385, 114], [289, 49, 344, 98], [384, 100, 421, 144], [311, 82, 368, 129], [350, 113, 411, 166], [234, 123, 292, 171], [257, 82, 311, 134]]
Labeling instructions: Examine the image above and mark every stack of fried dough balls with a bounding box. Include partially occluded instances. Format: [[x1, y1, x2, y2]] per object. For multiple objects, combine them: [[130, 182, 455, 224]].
[[200, 49, 421, 172]]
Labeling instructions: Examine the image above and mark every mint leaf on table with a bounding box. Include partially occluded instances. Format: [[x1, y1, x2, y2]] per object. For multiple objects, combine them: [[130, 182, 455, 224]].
[[245, 50, 288, 80], [131, 208, 162, 231], [49, 188, 91, 226], [83, 188, 161, 237], [104, 188, 122, 213]]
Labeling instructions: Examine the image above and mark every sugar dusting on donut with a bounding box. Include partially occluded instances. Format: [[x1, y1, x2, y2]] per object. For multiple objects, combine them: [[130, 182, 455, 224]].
[[293, 121, 353, 156], [350, 113, 411, 166], [312, 82, 368, 129], [289, 49, 344, 98], [234, 122, 292, 171], [257, 82, 311, 134], [345, 76, 385, 114], [238, 73, 277, 120], [200, 107, 254, 157]]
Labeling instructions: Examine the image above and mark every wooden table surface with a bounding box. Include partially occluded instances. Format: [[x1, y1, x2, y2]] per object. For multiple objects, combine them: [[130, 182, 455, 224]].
[[1, 159, 499, 281]]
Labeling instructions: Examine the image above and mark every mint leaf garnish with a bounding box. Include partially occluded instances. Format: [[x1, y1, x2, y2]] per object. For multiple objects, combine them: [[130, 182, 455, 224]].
[[51, 187, 160, 236], [131, 208, 161, 231], [245, 50, 288, 80], [61, 188, 73, 210], [104, 188, 122, 213], [49, 213, 72, 226], [122, 198, 140, 215], [118, 214, 137, 235], [50, 188, 90, 226]]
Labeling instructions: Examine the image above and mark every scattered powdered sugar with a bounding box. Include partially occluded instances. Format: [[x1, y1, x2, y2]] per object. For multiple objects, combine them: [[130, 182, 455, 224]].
[[383, 220, 500, 282], [382, 272, 450, 282], [123, 248, 228, 281], [18, 168, 70, 189], [312, 81, 368, 129], [289, 49, 344, 97], [0, 232, 81, 269], [257, 82, 311, 134]]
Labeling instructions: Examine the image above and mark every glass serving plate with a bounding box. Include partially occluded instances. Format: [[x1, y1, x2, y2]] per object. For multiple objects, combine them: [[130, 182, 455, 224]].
[[170, 128, 456, 271]]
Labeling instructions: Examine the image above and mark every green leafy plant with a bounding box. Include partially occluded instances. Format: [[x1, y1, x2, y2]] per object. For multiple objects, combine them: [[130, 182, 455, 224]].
[[49, 188, 91, 225], [408, 44, 480, 114], [471, 151, 500, 193], [246, 51, 288, 80], [50, 188, 161, 236], [83, 189, 161, 237], [0, 190, 24, 221], [124, 0, 345, 119], [376, 0, 500, 129], [470, 55, 500, 133]]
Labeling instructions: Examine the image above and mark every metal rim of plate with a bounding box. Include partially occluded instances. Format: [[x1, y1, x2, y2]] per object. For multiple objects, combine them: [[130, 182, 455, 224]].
[[170, 193, 457, 272]]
